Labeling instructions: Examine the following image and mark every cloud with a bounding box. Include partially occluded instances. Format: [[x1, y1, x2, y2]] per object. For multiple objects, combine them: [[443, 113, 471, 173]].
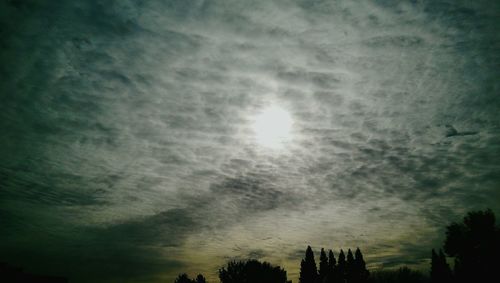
[[1, 0, 499, 282]]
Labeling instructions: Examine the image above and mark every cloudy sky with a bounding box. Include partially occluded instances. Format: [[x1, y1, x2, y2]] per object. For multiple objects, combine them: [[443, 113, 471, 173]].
[[1, 0, 499, 282]]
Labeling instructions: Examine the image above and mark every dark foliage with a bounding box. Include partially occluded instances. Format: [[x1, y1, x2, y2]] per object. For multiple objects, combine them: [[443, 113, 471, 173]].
[[353, 248, 369, 283], [368, 267, 428, 283], [319, 248, 329, 283], [346, 249, 355, 283], [175, 273, 195, 283], [430, 249, 452, 283], [443, 209, 500, 283], [195, 274, 207, 283], [174, 273, 207, 283], [326, 250, 337, 283], [298, 247, 369, 283], [219, 259, 288, 283], [336, 249, 346, 283], [300, 246, 319, 283]]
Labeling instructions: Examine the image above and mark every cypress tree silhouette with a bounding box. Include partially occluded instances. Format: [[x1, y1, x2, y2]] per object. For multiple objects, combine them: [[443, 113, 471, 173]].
[[433, 249, 452, 283], [327, 249, 337, 283], [346, 249, 355, 283], [319, 248, 329, 283], [336, 249, 346, 283], [430, 248, 441, 283], [300, 246, 319, 283], [443, 209, 500, 283], [439, 250, 452, 282], [354, 248, 369, 283]]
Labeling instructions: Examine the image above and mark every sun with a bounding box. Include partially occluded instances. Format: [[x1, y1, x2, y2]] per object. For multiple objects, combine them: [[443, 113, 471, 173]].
[[252, 106, 293, 148]]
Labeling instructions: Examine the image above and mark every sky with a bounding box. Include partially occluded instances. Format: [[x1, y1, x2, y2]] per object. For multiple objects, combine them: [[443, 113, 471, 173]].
[[0, 0, 499, 282]]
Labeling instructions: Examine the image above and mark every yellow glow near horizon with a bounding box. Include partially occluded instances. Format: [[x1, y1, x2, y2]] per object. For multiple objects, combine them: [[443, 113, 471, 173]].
[[252, 106, 293, 148]]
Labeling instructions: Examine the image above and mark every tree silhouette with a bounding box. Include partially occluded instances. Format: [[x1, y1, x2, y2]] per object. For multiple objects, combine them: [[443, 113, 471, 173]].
[[336, 249, 346, 283], [319, 248, 329, 283], [300, 246, 319, 283], [430, 249, 452, 283], [368, 266, 427, 283], [346, 249, 355, 283], [354, 248, 369, 283], [219, 259, 287, 283], [430, 249, 439, 282], [443, 209, 500, 283], [327, 249, 337, 283], [195, 274, 207, 283], [175, 273, 194, 283]]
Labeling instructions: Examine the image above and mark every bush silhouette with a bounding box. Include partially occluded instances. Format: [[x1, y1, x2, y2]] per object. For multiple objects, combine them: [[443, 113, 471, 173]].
[[368, 267, 427, 283], [174, 273, 207, 283], [219, 259, 288, 283]]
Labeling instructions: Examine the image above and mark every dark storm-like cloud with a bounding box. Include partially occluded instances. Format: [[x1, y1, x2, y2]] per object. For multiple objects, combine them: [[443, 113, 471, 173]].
[[0, 208, 192, 282], [1, 0, 500, 282]]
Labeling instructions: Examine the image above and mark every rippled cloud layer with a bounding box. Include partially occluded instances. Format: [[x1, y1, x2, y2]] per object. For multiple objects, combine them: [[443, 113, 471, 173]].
[[1, 0, 499, 282]]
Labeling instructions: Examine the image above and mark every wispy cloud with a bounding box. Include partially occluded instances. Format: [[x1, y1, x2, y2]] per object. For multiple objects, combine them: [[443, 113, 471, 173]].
[[1, 0, 499, 282]]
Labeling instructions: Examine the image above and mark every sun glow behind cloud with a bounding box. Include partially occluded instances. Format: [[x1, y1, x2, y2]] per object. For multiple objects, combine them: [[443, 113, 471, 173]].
[[252, 106, 293, 149]]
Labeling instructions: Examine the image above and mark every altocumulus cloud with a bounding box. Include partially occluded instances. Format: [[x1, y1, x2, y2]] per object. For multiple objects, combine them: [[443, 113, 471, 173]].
[[1, 0, 499, 282]]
